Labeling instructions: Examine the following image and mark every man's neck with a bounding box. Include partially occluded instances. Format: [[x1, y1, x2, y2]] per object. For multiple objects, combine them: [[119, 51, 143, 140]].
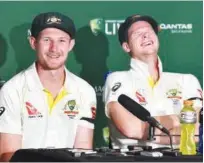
[[133, 54, 160, 82], [36, 63, 65, 97], [148, 57, 159, 83]]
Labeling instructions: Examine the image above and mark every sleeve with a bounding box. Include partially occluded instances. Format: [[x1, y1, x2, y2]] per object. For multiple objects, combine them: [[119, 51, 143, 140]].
[[0, 84, 22, 134], [103, 73, 128, 118], [182, 74, 203, 109], [79, 85, 97, 129]]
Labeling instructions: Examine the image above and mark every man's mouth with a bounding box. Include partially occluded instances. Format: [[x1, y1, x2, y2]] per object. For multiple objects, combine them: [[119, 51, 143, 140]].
[[47, 54, 60, 59], [141, 40, 154, 47]]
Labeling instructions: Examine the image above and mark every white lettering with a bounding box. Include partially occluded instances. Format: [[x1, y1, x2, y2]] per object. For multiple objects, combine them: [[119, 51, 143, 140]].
[[160, 23, 166, 29], [105, 22, 113, 35], [94, 86, 104, 96], [160, 23, 193, 30], [105, 20, 124, 35]]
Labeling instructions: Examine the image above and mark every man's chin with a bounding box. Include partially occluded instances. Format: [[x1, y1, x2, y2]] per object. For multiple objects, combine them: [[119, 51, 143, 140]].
[[44, 64, 64, 70], [143, 49, 158, 56]]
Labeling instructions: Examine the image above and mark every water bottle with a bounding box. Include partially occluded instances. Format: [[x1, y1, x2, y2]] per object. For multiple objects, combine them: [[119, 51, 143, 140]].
[[179, 100, 197, 155], [198, 107, 203, 154]]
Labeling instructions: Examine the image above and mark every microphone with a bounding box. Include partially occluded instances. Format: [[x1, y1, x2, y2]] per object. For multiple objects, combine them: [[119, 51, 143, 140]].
[[146, 117, 169, 136], [118, 94, 170, 136]]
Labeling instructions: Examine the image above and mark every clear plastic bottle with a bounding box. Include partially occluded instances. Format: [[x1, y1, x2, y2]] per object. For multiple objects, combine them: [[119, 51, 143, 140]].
[[179, 100, 197, 155]]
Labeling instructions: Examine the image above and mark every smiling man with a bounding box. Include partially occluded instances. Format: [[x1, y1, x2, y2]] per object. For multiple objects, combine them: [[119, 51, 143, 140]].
[[0, 12, 97, 161], [103, 14, 202, 149]]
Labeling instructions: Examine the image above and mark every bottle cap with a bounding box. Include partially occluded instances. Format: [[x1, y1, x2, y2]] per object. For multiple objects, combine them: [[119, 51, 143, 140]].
[[184, 100, 193, 106]]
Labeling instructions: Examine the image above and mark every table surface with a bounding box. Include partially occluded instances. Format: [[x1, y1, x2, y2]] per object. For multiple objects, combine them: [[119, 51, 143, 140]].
[[10, 148, 203, 162], [80, 154, 203, 162]]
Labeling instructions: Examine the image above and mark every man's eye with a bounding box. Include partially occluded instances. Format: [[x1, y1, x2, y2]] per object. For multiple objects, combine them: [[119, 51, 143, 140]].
[[132, 32, 141, 38], [59, 39, 66, 42], [43, 38, 49, 42]]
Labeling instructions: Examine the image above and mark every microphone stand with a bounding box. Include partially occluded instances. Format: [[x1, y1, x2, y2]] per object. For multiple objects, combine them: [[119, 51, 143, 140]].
[[148, 126, 173, 150], [148, 124, 183, 157], [147, 126, 155, 141], [168, 134, 174, 151], [152, 133, 182, 157]]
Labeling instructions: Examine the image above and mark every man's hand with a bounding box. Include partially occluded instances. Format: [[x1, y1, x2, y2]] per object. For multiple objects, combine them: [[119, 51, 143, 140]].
[[0, 133, 22, 161], [108, 101, 149, 140], [153, 112, 200, 145], [153, 115, 180, 144], [73, 126, 94, 149], [154, 115, 180, 134]]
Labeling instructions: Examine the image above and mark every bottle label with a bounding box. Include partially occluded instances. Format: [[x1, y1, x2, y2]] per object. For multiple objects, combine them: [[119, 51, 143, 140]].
[[180, 111, 197, 124]]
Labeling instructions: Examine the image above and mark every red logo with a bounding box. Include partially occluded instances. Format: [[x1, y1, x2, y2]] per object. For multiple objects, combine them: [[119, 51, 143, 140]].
[[198, 89, 203, 99], [91, 107, 96, 119], [136, 91, 147, 105], [25, 102, 42, 118]]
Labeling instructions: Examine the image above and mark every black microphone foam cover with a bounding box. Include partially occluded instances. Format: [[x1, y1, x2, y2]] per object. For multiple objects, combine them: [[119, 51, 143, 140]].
[[118, 94, 150, 121]]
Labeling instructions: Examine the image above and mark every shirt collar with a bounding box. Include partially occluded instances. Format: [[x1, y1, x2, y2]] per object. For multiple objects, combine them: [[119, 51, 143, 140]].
[[25, 62, 75, 93], [25, 62, 44, 91], [130, 56, 163, 78]]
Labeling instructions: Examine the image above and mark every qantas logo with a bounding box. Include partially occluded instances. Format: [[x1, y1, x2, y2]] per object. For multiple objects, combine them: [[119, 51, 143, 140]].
[[25, 102, 43, 118], [136, 90, 147, 105]]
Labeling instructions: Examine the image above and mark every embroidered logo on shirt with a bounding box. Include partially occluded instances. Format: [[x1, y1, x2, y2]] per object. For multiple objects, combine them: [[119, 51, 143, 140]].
[[136, 90, 147, 105], [91, 107, 96, 119], [25, 102, 43, 118], [166, 88, 182, 109], [0, 107, 5, 116], [63, 100, 79, 119], [68, 100, 76, 111], [111, 82, 121, 92], [166, 89, 182, 99]]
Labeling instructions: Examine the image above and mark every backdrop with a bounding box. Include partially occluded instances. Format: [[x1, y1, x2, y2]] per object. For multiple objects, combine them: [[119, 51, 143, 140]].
[[0, 1, 202, 147]]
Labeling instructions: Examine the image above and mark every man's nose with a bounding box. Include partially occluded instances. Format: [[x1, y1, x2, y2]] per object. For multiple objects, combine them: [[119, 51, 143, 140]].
[[49, 41, 57, 52], [143, 32, 149, 39]]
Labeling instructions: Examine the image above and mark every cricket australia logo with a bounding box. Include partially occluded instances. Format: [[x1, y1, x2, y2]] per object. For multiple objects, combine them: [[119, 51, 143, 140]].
[[46, 16, 61, 24], [89, 18, 104, 36], [166, 89, 182, 99], [166, 88, 182, 109], [68, 100, 76, 111], [64, 100, 79, 119]]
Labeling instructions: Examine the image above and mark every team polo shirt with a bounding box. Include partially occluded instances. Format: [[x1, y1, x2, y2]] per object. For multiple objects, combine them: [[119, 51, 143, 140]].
[[104, 57, 202, 148], [0, 63, 97, 149]]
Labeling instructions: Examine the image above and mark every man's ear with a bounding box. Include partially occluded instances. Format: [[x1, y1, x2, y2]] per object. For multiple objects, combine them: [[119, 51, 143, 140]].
[[68, 39, 75, 52], [29, 36, 37, 51], [122, 42, 131, 53]]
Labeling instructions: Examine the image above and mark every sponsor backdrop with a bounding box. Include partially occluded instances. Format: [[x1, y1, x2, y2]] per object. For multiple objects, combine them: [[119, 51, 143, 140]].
[[0, 1, 202, 147]]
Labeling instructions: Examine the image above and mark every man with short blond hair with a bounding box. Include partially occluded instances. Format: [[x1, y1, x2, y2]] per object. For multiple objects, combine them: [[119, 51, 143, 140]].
[[0, 12, 97, 161]]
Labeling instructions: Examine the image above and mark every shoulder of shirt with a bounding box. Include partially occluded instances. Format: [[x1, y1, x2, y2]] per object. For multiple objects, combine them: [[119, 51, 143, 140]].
[[1, 69, 26, 92], [162, 72, 199, 84], [106, 70, 129, 82], [163, 72, 197, 79], [67, 70, 95, 94]]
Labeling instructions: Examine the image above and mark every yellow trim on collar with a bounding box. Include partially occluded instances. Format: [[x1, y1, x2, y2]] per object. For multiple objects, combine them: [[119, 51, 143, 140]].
[[44, 87, 68, 114], [148, 76, 158, 88]]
